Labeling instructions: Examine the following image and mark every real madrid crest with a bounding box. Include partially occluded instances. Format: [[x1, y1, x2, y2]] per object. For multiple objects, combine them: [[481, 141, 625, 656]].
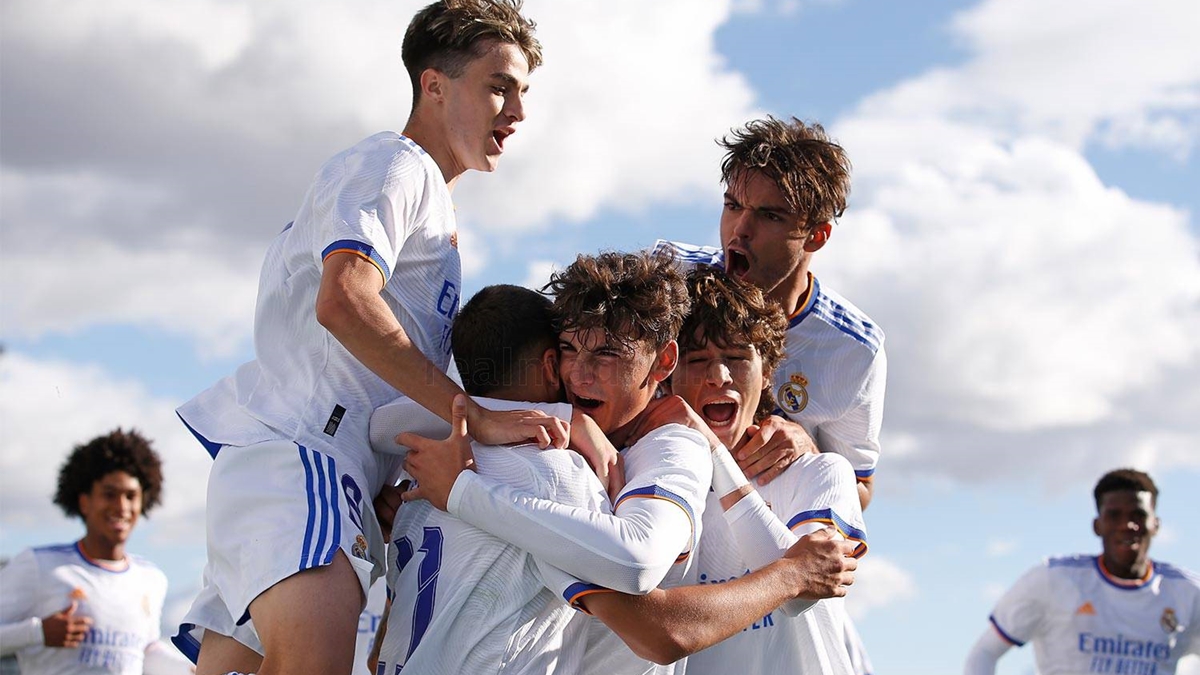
[[352, 534, 370, 561], [1161, 607, 1180, 633], [777, 373, 810, 414]]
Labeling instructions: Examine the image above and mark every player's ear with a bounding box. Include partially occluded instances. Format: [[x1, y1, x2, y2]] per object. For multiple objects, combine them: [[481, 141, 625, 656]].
[[541, 347, 560, 391], [651, 341, 679, 384], [419, 68, 447, 103], [1092, 517, 1101, 537], [804, 222, 832, 253]]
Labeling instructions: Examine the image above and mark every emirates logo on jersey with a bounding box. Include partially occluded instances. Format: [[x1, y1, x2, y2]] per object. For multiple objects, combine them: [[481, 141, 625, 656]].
[[777, 373, 810, 414], [1161, 607, 1180, 633]]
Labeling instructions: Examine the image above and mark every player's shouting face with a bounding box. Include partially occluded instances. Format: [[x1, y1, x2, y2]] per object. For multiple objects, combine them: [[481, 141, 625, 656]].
[[558, 328, 677, 442], [441, 39, 530, 175], [673, 337, 765, 450], [720, 170, 828, 308]]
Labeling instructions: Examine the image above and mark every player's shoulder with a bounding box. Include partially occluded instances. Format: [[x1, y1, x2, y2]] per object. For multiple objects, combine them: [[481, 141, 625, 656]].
[[1155, 560, 1200, 588], [28, 542, 79, 564], [783, 450, 857, 488], [1044, 553, 1095, 570], [650, 239, 724, 271], [636, 422, 710, 455], [797, 277, 884, 355], [326, 131, 438, 183]]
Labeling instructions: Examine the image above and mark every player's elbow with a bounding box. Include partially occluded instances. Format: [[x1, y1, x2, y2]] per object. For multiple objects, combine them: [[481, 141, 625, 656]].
[[315, 285, 356, 335], [626, 632, 693, 666]]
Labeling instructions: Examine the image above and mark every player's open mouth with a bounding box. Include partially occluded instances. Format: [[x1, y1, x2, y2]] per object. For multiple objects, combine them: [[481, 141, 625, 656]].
[[726, 250, 750, 278], [492, 128, 512, 151], [701, 401, 738, 427], [572, 395, 603, 411]]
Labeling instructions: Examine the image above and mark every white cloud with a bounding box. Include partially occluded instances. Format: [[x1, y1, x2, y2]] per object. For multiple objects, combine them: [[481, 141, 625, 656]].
[[520, 260, 560, 291], [0, 352, 210, 541], [844, 555, 917, 620], [985, 538, 1017, 558], [812, 0, 1200, 485]]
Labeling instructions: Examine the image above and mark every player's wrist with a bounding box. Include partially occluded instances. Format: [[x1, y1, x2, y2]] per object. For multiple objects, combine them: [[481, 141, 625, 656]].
[[711, 444, 750, 499]]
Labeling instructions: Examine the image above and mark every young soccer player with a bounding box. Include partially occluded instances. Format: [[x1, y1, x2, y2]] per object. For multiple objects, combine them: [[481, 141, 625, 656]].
[[964, 469, 1200, 675], [369, 284, 612, 674], [0, 429, 193, 675], [170, 3, 561, 674], [656, 117, 885, 510], [395, 252, 859, 674]]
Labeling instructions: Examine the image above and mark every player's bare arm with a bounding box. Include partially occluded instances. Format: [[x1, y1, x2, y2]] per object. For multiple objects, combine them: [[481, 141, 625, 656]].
[[732, 415, 816, 485], [569, 409, 625, 501], [316, 253, 567, 448], [580, 530, 857, 665]]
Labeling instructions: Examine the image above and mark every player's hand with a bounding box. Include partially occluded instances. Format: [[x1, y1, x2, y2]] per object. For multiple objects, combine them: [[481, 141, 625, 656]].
[[41, 600, 93, 648], [569, 410, 625, 502], [401, 396, 475, 511], [782, 529, 858, 600], [373, 480, 409, 533], [732, 416, 816, 485], [468, 401, 570, 449], [625, 395, 721, 451]]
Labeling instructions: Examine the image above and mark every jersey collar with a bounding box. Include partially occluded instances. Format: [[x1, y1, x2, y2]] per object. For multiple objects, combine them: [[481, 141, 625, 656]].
[[787, 273, 819, 329], [1094, 555, 1155, 590], [75, 540, 130, 573]]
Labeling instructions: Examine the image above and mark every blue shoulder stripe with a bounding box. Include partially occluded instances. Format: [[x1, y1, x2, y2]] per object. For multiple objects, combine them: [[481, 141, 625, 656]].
[[807, 288, 883, 352]]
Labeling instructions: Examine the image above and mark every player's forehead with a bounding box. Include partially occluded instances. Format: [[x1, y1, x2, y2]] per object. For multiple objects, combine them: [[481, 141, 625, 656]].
[[463, 39, 531, 88], [93, 470, 141, 493], [1098, 489, 1154, 513], [559, 327, 653, 357], [725, 170, 790, 208]]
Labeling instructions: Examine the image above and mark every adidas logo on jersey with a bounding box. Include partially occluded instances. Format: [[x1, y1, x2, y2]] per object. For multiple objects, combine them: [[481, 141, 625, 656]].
[[1076, 601, 1096, 616]]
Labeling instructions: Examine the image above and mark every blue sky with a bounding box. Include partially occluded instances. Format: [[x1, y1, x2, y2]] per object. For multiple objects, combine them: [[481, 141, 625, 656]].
[[2, 0, 1198, 673]]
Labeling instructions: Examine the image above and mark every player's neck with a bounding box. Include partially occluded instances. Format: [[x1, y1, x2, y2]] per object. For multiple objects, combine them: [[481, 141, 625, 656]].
[[402, 116, 463, 192], [773, 268, 814, 317], [78, 535, 127, 565], [1100, 552, 1151, 581]]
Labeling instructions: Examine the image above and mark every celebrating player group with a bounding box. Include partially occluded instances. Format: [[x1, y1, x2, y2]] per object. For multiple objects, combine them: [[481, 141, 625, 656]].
[[5, 1, 1193, 674]]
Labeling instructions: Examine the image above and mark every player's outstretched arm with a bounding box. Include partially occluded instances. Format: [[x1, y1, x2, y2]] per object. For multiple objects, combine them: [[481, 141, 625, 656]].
[[963, 626, 1011, 675], [316, 253, 566, 448], [579, 533, 857, 665]]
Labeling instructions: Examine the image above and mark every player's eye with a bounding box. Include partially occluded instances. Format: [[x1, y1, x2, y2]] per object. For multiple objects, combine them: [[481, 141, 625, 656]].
[[724, 201, 740, 211]]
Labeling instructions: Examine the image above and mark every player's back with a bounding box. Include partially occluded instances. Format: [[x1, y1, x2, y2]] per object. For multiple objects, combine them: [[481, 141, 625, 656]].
[[380, 443, 609, 675]]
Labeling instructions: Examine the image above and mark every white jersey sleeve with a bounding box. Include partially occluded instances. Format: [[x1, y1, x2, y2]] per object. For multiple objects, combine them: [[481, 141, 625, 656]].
[[0, 549, 41, 653], [447, 423, 712, 597], [988, 564, 1050, 646]]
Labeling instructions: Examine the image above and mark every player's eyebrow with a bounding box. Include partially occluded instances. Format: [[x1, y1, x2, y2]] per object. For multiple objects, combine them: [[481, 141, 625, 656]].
[[490, 72, 530, 94], [723, 191, 794, 216]]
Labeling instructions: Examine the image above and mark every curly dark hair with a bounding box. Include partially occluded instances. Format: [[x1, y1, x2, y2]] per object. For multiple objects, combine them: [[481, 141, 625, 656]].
[[1094, 468, 1158, 510], [403, 0, 543, 103], [54, 428, 164, 519], [677, 267, 788, 419], [545, 250, 690, 352], [719, 116, 851, 228]]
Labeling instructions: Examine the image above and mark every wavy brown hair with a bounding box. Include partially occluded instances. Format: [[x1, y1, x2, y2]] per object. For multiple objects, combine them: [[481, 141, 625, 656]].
[[54, 428, 164, 518], [719, 116, 851, 228], [546, 250, 690, 352], [677, 267, 788, 419], [403, 0, 543, 103]]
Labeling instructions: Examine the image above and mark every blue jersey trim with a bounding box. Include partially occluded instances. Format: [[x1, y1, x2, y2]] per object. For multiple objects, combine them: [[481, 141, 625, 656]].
[[299, 446, 319, 570], [562, 582, 612, 613], [1093, 556, 1156, 590], [171, 623, 201, 664], [614, 485, 697, 560], [322, 239, 392, 281], [177, 412, 223, 459], [989, 615, 1024, 646], [789, 276, 821, 328], [854, 467, 876, 479], [786, 508, 868, 557], [806, 287, 883, 352], [72, 541, 131, 574]]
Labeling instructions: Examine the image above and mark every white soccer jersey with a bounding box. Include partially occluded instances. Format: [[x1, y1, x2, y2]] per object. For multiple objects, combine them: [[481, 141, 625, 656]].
[[989, 555, 1200, 675], [0, 543, 167, 675], [179, 132, 460, 495], [378, 400, 611, 675], [449, 423, 712, 675], [687, 451, 866, 675], [653, 240, 886, 482]]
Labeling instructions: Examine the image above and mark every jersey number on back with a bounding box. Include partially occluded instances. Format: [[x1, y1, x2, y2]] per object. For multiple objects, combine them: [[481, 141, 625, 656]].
[[393, 526, 444, 665]]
